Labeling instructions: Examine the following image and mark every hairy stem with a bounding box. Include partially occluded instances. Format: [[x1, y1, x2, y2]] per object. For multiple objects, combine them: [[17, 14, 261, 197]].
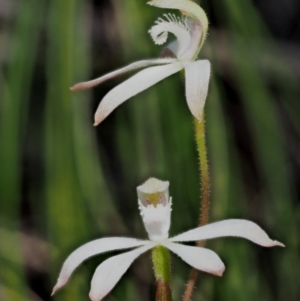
[[182, 116, 210, 301], [152, 245, 172, 301], [194, 116, 210, 228]]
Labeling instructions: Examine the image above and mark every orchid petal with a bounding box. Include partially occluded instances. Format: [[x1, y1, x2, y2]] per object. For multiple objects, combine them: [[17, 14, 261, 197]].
[[163, 242, 225, 276], [94, 61, 184, 125], [148, 0, 208, 50], [184, 60, 210, 121], [52, 237, 149, 295], [70, 58, 176, 91], [89, 243, 155, 301], [169, 219, 284, 247]]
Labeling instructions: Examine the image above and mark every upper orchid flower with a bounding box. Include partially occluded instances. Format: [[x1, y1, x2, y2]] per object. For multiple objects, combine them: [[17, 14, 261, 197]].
[[52, 178, 283, 301], [71, 0, 210, 125]]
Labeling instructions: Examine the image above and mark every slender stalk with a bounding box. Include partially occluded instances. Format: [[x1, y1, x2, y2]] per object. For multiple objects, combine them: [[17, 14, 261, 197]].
[[182, 116, 210, 301], [152, 245, 172, 301], [194, 116, 210, 228]]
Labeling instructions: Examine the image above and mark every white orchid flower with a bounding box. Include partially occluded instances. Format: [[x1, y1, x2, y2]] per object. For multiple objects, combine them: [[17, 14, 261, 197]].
[[52, 178, 283, 301], [71, 0, 211, 126]]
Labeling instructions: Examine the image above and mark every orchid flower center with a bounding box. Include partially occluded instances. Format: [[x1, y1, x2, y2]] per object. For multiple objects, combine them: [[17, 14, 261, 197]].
[[143, 192, 167, 207], [149, 13, 202, 61], [137, 178, 172, 241]]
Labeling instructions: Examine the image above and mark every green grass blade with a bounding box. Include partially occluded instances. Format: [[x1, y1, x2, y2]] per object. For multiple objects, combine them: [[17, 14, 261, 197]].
[[0, 0, 45, 299]]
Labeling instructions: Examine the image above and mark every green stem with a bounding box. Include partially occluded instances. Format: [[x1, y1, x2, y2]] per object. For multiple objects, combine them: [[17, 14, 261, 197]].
[[194, 116, 210, 229], [182, 116, 210, 301], [152, 245, 172, 301]]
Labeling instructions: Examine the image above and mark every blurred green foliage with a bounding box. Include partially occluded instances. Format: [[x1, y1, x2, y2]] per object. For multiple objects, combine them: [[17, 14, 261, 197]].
[[0, 0, 299, 301]]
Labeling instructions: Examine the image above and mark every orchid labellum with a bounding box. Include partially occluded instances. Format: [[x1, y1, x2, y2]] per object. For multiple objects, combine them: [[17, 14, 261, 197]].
[[52, 178, 283, 301], [71, 0, 210, 125]]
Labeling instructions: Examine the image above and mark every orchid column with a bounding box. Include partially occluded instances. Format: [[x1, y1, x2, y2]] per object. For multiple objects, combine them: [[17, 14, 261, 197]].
[[137, 179, 173, 301]]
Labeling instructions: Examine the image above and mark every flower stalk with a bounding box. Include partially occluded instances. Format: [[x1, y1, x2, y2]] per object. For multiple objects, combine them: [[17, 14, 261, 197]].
[[194, 115, 210, 230], [182, 116, 210, 301], [152, 245, 172, 301]]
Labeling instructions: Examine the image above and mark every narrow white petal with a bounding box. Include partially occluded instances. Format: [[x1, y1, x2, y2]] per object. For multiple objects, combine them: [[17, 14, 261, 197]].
[[70, 58, 176, 91], [51, 237, 149, 295], [163, 242, 224, 276], [169, 219, 284, 247], [184, 60, 210, 121], [94, 62, 183, 125], [89, 243, 155, 301]]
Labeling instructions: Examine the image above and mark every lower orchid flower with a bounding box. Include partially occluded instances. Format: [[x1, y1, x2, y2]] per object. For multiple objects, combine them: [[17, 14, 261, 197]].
[[52, 178, 284, 301], [71, 0, 211, 126]]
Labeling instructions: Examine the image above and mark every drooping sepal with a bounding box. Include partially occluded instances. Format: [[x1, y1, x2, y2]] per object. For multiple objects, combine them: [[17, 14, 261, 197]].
[[163, 242, 225, 276], [184, 60, 211, 121], [89, 243, 155, 301]]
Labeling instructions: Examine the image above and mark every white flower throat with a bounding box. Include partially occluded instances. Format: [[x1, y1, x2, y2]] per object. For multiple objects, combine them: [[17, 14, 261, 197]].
[[149, 13, 202, 61], [137, 178, 171, 241]]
